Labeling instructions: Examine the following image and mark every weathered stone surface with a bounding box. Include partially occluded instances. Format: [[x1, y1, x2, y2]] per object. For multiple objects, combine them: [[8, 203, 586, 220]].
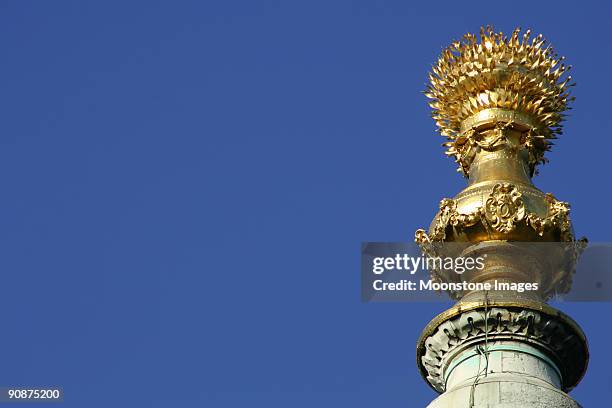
[[427, 375, 581, 408]]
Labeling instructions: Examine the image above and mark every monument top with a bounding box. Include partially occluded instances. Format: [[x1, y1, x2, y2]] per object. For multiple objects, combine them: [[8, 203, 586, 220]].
[[426, 26, 574, 177]]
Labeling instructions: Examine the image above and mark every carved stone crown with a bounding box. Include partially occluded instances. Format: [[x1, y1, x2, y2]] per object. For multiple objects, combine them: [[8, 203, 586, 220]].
[[418, 303, 588, 393]]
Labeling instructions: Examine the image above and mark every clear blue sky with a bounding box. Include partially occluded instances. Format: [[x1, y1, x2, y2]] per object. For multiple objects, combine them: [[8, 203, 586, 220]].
[[0, 1, 610, 407]]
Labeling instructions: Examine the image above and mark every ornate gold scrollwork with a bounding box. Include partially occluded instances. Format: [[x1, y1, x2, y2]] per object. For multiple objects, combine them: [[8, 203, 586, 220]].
[[484, 183, 526, 233], [415, 183, 578, 243], [527, 193, 572, 241], [448, 121, 550, 177]]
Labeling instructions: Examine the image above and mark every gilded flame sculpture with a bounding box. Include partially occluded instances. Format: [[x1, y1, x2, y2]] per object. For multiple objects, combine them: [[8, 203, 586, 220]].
[[426, 26, 573, 176]]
